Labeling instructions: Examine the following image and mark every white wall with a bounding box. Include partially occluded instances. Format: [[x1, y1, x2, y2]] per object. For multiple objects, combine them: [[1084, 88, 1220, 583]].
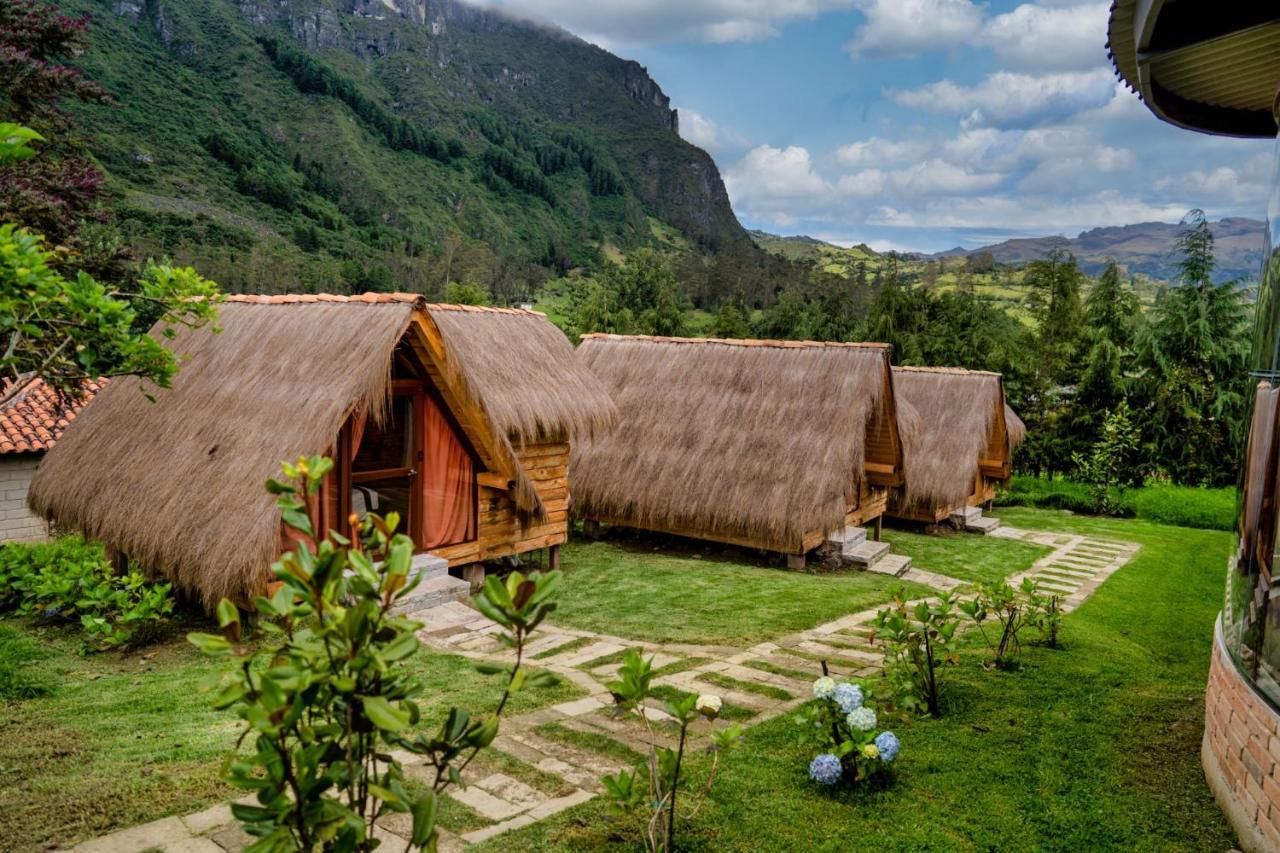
[[0, 455, 48, 543]]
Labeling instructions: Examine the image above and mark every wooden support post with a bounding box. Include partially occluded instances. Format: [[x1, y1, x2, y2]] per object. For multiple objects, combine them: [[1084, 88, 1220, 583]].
[[548, 544, 561, 571], [786, 552, 806, 571], [873, 515, 883, 542], [985, 499, 994, 513], [462, 563, 486, 592], [582, 519, 601, 540]]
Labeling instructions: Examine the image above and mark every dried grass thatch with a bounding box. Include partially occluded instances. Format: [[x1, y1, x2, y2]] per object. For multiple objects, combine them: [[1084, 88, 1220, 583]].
[[890, 366, 1021, 516], [429, 305, 617, 443], [29, 294, 615, 610], [571, 334, 894, 553]]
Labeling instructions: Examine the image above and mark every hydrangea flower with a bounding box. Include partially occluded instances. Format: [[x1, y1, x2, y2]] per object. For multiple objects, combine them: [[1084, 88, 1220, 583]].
[[812, 676, 837, 700], [861, 743, 879, 760], [696, 694, 722, 719], [846, 706, 877, 731], [808, 752, 842, 785], [874, 731, 900, 762], [833, 682, 864, 714]]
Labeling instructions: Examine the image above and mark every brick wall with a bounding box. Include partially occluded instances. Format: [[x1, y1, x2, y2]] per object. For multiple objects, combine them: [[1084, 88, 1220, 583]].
[[0, 455, 48, 543], [1204, 618, 1280, 852]]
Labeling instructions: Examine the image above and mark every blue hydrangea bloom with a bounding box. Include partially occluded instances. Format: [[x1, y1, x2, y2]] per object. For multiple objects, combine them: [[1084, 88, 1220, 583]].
[[833, 682, 864, 714], [875, 731, 900, 763], [808, 752, 842, 785]]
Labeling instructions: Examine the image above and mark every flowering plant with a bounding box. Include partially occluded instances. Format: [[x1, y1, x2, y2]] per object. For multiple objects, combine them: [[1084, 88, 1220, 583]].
[[799, 672, 899, 787]]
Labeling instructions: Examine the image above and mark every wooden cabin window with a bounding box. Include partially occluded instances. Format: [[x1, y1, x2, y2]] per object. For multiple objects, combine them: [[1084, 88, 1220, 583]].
[[335, 377, 479, 552]]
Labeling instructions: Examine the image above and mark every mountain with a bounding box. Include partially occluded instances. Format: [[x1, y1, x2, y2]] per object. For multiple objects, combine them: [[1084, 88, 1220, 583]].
[[932, 218, 1266, 283], [51, 0, 753, 294]]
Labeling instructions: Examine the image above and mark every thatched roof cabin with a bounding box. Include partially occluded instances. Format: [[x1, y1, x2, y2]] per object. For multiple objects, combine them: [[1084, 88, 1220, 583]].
[[889, 366, 1025, 522], [29, 294, 616, 609], [570, 334, 910, 559]]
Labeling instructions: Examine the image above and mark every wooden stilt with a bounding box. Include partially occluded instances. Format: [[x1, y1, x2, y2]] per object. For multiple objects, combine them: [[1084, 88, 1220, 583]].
[[873, 515, 883, 542], [548, 544, 561, 571], [786, 552, 806, 571], [582, 519, 601, 540]]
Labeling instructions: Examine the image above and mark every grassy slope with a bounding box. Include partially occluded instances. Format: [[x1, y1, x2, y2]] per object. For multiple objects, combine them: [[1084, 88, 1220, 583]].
[[478, 509, 1237, 851], [0, 624, 582, 852], [547, 528, 1046, 645]]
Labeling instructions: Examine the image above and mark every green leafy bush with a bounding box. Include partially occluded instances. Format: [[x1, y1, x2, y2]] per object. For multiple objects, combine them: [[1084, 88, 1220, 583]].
[[0, 537, 173, 651], [1128, 485, 1235, 531], [871, 589, 959, 717], [191, 456, 560, 851], [601, 648, 742, 852], [958, 579, 1042, 670]]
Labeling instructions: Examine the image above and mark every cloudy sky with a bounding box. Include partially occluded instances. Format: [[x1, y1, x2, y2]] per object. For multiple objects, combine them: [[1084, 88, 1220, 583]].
[[479, 0, 1275, 253]]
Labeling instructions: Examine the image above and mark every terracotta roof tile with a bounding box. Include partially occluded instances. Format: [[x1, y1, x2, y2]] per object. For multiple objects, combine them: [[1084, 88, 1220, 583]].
[[0, 378, 102, 455]]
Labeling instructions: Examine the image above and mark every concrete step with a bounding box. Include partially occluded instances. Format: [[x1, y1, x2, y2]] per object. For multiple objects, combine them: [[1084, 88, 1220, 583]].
[[826, 525, 867, 551], [966, 516, 1001, 534], [845, 539, 891, 568], [868, 553, 912, 577], [393, 574, 472, 614], [950, 505, 982, 526]]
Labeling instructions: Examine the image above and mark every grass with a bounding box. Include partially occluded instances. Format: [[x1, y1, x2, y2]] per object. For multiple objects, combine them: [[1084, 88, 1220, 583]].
[[697, 671, 793, 701], [550, 535, 933, 645], [998, 475, 1235, 531], [741, 658, 815, 682], [881, 524, 1050, 585], [0, 620, 582, 852], [534, 722, 646, 768], [532, 636, 597, 661], [648, 685, 756, 722], [475, 508, 1238, 850]]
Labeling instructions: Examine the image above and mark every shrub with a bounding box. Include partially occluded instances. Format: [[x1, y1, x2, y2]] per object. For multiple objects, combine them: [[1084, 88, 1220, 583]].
[[190, 456, 560, 851], [871, 589, 959, 717], [1129, 485, 1234, 531], [1072, 402, 1141, 515], [798, 674, 900, 787], [996, 475, 1134, 517], [959, 579, 1041, 670], [0, 536, 173, 651], [601, 648, 742, 852]]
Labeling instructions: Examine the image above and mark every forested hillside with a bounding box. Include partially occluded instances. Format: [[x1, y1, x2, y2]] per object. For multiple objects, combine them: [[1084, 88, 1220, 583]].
[[45, 0, 795, 296]]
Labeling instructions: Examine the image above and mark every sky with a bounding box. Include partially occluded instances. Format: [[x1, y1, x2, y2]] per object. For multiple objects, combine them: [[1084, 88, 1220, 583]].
[[475, 0, 1276, 254]]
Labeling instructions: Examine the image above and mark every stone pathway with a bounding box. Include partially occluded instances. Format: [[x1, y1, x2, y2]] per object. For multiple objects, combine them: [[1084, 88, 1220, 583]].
[[71, 526, 1139, 851]]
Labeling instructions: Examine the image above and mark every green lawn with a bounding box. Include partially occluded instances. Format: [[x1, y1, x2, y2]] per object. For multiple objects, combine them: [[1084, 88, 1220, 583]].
[[475, 508, 1237, 851], [549, 526, 1047, 645], [550, 537, 930, 645], [881, 523, 1050, 585], [0, 621, 581, 852]]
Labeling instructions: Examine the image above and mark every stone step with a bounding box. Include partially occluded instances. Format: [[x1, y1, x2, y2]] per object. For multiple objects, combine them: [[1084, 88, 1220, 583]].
[[392, 573, 471, 615], [950, 505, 983, 526], [867, 553, 912, 577], [966, 516, 1001, 534], [845, 539, 891, 568], [827, 525, 867, 551]]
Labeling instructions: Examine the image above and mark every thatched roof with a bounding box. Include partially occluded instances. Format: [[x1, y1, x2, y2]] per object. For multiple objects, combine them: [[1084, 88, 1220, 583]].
[[570, 334, 895, 553], [428, 305, 617, 443], [890, 366, 1023, 515], [29, 294, 614, 610]]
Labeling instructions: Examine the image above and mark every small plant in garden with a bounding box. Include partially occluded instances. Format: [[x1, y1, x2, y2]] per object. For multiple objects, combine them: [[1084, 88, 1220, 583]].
[[1072, 402, 1141, 515], [1027, 581, 1063, 649], [959, 578, 1043, 669], [601, 648, 743, 852], [871, 588, 959, 717], [189, 456, 560, 852], [0, 536, 173, 651], [798, 670, 900, 788]]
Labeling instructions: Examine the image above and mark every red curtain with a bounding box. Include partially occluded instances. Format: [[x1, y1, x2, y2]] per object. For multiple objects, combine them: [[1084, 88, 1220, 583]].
[[420, 391, 476, 549]]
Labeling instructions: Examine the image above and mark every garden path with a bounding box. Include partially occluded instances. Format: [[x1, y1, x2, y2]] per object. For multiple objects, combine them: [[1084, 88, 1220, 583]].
[[70, 526, 1138, 852]]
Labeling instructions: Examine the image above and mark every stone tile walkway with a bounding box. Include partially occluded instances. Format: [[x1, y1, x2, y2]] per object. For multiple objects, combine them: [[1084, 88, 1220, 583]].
[[71, 526, 1139, 851]]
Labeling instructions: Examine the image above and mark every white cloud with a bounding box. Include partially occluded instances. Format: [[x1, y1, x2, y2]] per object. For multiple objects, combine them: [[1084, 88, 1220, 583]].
[[866, 190, 1191, 232], [837, 168, 888, 197], [976, 2, 1109, 71], [889, 69, 1117, 127], [844, 0, 983, 58], [472, 0, 857, 46], [724, 145, 832, 202], [1154, 154, 1273, 206], [677, 107, 749, 152], [835, 136, 930, 168]]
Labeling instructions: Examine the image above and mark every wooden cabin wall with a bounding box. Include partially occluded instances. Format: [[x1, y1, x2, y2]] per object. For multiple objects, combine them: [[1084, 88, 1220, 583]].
[[431, 439, 570, 565]]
